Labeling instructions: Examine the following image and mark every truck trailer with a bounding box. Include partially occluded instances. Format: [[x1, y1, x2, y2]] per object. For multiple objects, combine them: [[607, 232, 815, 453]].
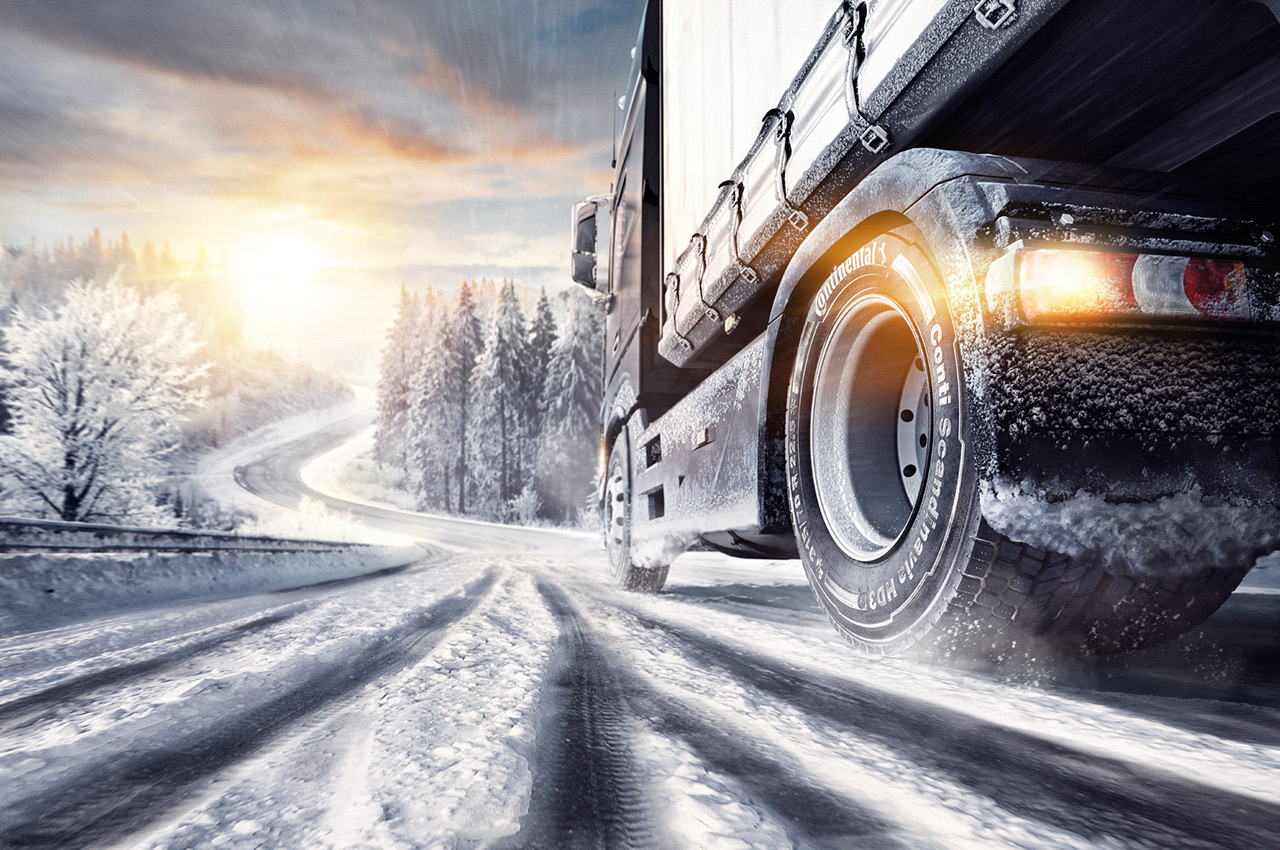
[[570, 0, 1280, 655]]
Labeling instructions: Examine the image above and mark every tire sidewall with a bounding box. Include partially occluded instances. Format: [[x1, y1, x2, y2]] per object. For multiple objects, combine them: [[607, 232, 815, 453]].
[[786, 230, 977, 650]]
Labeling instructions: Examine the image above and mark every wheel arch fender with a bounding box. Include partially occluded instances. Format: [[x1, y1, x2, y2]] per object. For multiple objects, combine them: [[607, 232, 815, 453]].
[[598, 372, 637, 508], [759, 149, 1022, 494]]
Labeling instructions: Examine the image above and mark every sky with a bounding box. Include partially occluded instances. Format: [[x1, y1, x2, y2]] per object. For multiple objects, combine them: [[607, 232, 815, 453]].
[[0, 0, 641, 354]]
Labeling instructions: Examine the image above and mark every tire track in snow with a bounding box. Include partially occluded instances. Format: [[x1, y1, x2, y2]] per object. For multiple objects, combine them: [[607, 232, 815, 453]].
[[515, 581, 907, 850], [627, 609, 1280, 850], [500, 580, 656, 850], [0, 570, 499, 850], [0, 610, 301, 734], [621, 671, 915, 850]]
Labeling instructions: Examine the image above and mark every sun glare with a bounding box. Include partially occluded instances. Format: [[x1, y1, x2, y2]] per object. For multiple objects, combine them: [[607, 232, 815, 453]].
[[226, 229, 344, 354], [230, 232, 323, 319]]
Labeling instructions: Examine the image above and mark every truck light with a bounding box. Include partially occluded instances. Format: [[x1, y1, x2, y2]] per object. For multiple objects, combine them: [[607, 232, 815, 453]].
[[1014, 248, 1270, 323], [1018, 249, 1138, 320]]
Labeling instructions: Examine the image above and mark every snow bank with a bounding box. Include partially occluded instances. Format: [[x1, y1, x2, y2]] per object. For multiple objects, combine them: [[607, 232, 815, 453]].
[[0, 543, 423, 633], [981, 478, 1280, 576]]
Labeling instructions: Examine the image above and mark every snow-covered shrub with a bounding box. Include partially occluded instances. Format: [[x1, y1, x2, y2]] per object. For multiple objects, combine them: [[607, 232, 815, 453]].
[[508, 483, 542, 526]]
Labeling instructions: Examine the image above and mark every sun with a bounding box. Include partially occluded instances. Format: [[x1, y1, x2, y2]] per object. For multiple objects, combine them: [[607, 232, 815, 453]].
[[229, 232, 324, 321], [231, 232, 321, 291]]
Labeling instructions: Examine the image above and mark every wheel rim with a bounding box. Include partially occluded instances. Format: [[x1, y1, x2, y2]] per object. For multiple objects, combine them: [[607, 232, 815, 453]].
[[810, 294, 931, 562]]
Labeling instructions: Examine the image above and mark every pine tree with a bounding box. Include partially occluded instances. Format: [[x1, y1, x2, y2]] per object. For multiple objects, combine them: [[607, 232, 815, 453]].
[[450, 280, 483, 513], [140, 241, 160, 281], [535, 294, 605, 522], [111, 231, 137, 273], [159, 240, 179, 276], [528, 287, 557, 378], [526, 286, 557, 448], [469, 281, 531, 518], [373, 285, 421, 470], [406, 300, 458, 511]]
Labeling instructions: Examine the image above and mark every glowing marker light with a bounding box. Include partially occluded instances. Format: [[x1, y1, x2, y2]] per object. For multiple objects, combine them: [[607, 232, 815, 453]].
[[1013, 248, 1277, 323]]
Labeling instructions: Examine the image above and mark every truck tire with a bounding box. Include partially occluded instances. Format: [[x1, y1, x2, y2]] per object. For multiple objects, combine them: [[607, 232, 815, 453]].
[[605, 438, 668, 593], [785, 229, 1250, 656], [786, 230, 987, 654]]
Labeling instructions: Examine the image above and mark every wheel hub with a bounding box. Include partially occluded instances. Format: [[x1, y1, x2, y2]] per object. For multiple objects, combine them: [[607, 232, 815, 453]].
[[605, 451, 628, 571], [810, 294, 932, 562]]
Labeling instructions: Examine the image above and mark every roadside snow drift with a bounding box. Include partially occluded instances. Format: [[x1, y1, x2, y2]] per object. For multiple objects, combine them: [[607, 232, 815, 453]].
[[0, 544, 423, 632]]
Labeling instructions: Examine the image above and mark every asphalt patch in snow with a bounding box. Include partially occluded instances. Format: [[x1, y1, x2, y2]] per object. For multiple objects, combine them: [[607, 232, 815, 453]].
[[0, 570, 498, 850]]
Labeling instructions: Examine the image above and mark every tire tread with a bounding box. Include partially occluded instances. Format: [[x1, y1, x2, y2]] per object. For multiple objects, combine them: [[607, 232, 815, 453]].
[[934, 519, 1247, 654]]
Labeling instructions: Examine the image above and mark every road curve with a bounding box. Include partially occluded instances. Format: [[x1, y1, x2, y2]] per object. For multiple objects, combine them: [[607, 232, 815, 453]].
[[232, 414, 598, 555]]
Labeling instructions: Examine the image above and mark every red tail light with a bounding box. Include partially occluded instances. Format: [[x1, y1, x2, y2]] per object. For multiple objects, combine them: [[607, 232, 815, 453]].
[[1182, 257, 1250, 320]]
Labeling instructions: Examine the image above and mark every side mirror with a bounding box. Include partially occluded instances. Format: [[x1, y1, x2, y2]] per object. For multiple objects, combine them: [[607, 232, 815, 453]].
[[571, 196, 608, 289]]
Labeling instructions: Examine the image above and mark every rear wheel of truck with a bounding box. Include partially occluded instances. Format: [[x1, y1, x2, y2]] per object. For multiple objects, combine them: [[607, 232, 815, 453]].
[[785, 228, 1251, 656], [605, 437, 669, 593]]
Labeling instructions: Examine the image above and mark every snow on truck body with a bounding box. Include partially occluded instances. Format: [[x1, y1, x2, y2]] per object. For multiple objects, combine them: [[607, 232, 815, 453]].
[[572, 0, 1280, 655]]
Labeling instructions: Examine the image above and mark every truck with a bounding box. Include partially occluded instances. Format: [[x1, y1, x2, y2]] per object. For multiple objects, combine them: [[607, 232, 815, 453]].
[[570, 0, 1280, 656]]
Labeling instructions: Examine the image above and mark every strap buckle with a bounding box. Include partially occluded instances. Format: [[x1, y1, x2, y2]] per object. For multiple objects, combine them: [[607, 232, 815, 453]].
[[859, 124, 890, 154], [974, 0, 1017, 29]]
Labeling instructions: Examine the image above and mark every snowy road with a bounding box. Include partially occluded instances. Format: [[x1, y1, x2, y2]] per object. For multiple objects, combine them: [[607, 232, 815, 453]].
[[3, 423, 1280, 849]]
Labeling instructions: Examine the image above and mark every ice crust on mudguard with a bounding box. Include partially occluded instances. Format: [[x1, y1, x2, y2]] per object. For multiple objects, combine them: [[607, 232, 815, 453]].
[[981, 482, 1280, 579], [939, 520, 1251, 656]]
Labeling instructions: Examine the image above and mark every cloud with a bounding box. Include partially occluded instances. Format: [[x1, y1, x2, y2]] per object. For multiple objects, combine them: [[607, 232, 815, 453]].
[[0, 0, 637, 271], [0, 0, 638, 158]]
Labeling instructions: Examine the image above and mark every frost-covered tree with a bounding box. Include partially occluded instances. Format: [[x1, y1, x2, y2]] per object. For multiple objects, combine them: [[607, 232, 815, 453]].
[[535, 295, 604, 522], [0, 281, 207, 523], [407, 333, 456, 509], [374, 285, 422, 469], [528, 287, 557, 383], [381, 282, 487, 514], [446, 281, 483, 513], [526, 287, 557, 446], [470, 281, 532, 518], [405, 289, 454, 509]]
